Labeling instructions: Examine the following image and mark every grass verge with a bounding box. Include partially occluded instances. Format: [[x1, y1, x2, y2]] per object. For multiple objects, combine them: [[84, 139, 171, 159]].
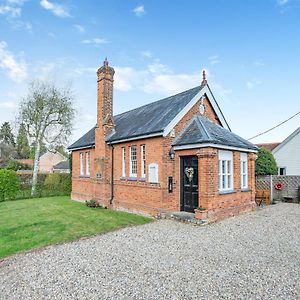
[[0, 196, 152, 259]]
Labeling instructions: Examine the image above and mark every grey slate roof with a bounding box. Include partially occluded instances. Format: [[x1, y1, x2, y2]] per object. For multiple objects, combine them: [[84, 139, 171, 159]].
[[107, 85, 203, 142], [53, 160, 70, 170], [68, 126, 95, 150], [68, 85, 203, 149], [172, 116, 258, 151]]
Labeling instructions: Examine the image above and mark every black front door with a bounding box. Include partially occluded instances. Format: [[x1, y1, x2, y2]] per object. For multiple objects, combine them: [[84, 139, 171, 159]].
[[180, 156, 199, 212]]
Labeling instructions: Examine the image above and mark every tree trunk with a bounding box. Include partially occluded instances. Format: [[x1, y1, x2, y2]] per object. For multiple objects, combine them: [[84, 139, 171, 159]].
[[31, 140, 41, 196]]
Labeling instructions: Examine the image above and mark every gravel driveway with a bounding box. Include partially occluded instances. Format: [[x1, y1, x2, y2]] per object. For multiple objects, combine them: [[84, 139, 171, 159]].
[[1, 203, 300, 300]]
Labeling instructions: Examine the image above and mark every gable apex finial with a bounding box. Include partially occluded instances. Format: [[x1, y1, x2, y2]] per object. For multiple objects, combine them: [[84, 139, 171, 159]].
[[201, 69, 207, 86], [103, 57, 109, 66]]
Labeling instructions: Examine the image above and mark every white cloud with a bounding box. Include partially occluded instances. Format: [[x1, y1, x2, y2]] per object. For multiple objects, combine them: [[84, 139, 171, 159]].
[[246, 80, 262, 90], [0, 4, 21, 17], [246, 81, 254, 90], [74, 24, 85, 33], [0, 0, 27, 18], [144, 73, 199, 95], [81, 38, 107, 45], [209, 55, 220, 65], [0, 41, 27, 82], [141, 50, 153, 59], [114, 63, 199, 95], [277, 0, 289, 6], [148, 62, 171, 74], [114, 67, 144, 92], [7, 0, 26, 4], [133, 5, 145, 17], [73, 67, 96, 76], [40, 0, 70, 18], [0, 101, 18, 109], [253, 60, 265, 67]]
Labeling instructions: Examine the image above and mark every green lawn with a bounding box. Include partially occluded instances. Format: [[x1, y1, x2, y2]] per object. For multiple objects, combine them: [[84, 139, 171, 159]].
[[0, 196, 152, 259]]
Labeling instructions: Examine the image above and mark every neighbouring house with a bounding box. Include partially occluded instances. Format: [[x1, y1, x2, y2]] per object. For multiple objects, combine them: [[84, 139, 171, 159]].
[[39, 151, 68, 173], [256, 142, 280, 152], [53, 160, 70, 173], [258, 127, 300, 176], [68, 58, 258, 221], [15, 159, 34, 168]]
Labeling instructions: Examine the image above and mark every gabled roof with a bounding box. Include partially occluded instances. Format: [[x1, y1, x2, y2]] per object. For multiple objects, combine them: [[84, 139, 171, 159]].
[[53, 160, 70, 170], [256, 142, 281, 152], [68, 126, 95, 150], [172, 116, 258, 151], [272, 127, 300, 154], [68, 84, 229, 150], [107, 85, 203, 142]]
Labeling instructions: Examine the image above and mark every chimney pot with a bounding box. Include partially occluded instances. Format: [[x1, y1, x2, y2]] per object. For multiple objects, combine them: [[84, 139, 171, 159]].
[[201, 69, 207, 86]]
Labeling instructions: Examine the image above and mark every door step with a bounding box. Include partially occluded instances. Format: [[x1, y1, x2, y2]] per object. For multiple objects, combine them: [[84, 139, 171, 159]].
[[165, 211, 207, 226]]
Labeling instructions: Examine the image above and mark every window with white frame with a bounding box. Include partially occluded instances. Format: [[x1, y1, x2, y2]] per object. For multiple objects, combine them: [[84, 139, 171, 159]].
[[218, 150, 233, 191], [80, 152, 84, 176], [278, 167, 286, 175], [86, 151, 90, 176], [240, 153, 248, 189], [121, 147, 126, 177], [141, 145, 146, 178], [130, 146, 137, 177]]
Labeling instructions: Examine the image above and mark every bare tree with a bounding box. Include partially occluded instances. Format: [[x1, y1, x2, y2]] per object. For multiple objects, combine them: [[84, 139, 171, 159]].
[[18, 81, 75, 195]]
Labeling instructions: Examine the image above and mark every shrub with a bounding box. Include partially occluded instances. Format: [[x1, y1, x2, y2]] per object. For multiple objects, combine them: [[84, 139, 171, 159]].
[[44, 173, 61, 190], [85, 199, 100, 208], [0, 169, 20, 201], [5, 159, 32, 171], [255, 148, 278, 175]]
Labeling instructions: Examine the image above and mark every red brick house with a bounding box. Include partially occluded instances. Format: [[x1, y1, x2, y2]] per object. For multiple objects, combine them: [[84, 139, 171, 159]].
[[68, 59, 258, 221]]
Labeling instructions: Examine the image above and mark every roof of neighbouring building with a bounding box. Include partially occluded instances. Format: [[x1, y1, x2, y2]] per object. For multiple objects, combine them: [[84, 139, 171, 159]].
[[172, 115, 258, 151], [68, 85, 206, 149], [53, 160, 70, 170], [272, 126, 300, 154], [15, 159, 34, 166], [256, 142, 281, 152]]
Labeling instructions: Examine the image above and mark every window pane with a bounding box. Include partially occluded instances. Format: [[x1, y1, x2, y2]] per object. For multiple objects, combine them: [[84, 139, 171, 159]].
[[130, 146, 137, 176], [227, 175, 231, 188], [227, 160, 231, 174], [222, 161, 226, 173]]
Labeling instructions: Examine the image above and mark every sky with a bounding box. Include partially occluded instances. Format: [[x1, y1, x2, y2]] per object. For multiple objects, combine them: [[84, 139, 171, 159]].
[[0, 0, 299, 146]]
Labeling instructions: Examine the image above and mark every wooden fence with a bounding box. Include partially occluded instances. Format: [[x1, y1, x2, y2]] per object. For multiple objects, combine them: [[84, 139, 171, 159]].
[[255, 175, 300, 203]]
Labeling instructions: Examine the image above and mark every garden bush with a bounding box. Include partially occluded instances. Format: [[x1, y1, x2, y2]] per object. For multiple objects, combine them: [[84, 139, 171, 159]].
[[5, 159, 32, 171], [15, 173, 71, 200], [0, 169, 20, 201], [255, 148, 278, 175]]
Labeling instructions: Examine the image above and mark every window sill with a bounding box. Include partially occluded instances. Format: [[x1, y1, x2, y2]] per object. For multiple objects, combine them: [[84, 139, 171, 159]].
[[241, 188, 250, 192], [139, 177, 146, 182], [120, 177, 126, 181], [79, 175, 90, 179], [128, 177, 138, 181], [219, 189, 236, 195]]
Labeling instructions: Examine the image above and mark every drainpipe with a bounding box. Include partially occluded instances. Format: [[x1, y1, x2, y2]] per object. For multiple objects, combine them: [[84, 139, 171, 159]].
[[110, 144, 114, 205]]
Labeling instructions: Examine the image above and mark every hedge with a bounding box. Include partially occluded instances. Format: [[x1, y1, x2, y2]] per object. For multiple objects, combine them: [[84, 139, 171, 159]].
[[14, 173, 71, 200], [0, 169, 20, 201]]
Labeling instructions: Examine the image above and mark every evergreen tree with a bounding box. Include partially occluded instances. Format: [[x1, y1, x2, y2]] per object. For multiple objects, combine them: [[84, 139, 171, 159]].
[[0, 122, 15, 147], [255, 148, 278, 175], [16, 123, 30, 159]]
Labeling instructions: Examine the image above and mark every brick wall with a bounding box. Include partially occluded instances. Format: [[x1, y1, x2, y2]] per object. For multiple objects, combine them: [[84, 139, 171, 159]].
[[71, 86, 256, 221]]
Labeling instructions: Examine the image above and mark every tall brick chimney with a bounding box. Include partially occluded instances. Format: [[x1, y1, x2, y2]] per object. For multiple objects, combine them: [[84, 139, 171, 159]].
[[96, 57, 115, 136], [94, 58, 115, 206]]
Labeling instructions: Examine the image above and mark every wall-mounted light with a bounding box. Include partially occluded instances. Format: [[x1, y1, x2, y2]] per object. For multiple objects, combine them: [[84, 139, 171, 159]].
[[169, 147, 175, 160]]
